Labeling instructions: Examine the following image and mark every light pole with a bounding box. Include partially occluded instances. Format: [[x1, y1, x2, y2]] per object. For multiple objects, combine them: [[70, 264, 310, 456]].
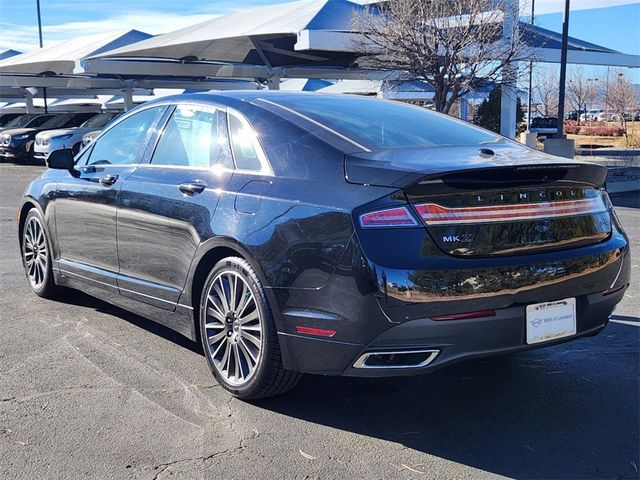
[[587, 78, 599, 121], [36, 0, 48, 114], [555, 0, 570, 138], [526, 0, 535, 131], [605, 65, 610, 112]]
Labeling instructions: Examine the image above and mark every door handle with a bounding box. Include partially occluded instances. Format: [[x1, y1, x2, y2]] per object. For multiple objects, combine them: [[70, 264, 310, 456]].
[[100, 174, 119, 186], [178, 181, 207, 196]]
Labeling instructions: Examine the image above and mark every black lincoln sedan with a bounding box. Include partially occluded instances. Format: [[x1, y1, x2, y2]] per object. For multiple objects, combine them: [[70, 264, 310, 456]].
[[18, 92, 630, 399]]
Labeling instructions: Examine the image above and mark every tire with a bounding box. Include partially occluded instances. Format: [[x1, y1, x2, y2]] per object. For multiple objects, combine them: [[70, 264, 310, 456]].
[[199, 256, 301, 400], [21, 209, 59, 299]]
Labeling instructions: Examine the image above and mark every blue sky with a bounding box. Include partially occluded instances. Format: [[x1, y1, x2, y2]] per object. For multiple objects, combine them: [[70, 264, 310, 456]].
[[0, 0, 638, 80], [535, 3, 640, 59]]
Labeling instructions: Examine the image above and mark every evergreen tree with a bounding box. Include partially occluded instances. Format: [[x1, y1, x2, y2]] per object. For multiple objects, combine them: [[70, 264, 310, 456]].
[[474, 86, 525, 134]]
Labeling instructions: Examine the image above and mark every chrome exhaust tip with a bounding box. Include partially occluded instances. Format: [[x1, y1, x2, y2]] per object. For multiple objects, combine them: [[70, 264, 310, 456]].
[[353, 349, 439, 369]]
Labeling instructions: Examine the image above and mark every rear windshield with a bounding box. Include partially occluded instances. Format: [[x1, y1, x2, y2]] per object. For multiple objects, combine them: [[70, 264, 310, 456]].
[[81, 113, 117, 129], [269, 94, 500, 149], [40, 114, 73, 129], [61, 113, 96, 128]]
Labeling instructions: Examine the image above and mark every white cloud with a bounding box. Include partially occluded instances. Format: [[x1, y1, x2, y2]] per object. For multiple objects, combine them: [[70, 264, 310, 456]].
[[0, 11, 216, 53]]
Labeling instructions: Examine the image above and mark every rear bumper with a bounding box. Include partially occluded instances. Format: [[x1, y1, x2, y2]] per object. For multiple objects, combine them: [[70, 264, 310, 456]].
[[277, 286, 625, 377], [274, 224, 630, 376]]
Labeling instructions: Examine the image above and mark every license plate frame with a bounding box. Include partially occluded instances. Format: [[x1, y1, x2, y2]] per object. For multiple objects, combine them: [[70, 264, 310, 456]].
[[526, 298, 577, 345]]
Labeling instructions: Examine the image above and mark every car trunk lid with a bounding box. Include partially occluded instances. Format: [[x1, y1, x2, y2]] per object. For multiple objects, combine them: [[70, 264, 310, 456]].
[[348, 146, 612, 256]]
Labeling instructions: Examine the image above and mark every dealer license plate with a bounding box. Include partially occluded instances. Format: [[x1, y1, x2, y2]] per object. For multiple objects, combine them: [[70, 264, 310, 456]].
[[526, 298, 577, 345]]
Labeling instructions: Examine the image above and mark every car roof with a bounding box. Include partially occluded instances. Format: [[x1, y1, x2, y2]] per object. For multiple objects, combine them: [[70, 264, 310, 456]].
[[141, 90, 355, 109]]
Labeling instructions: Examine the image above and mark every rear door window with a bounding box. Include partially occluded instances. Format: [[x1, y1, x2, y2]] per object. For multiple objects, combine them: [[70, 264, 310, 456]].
[[151, 105, 233, 169], [228, 111, 272, 174]]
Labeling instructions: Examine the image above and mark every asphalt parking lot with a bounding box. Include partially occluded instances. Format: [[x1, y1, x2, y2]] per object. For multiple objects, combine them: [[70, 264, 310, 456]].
[[0, 164, 638, 480]]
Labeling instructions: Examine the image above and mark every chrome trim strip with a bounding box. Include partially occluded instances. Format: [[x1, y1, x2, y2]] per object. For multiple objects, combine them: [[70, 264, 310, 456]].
[[132, 163, 265, 176], [277, 331, 363, 346], [59, 268, 177, 306], [353, 349, 439, 369], [283, 309, 339, 321], [59, 268, 118, 290], [416, 197, 609, 225], [608, 256, 625, 289]]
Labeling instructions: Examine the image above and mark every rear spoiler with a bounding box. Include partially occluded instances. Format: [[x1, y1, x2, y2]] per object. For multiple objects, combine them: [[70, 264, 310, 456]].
[[345, 147, 608, 190], [401, 163, 609, 196]]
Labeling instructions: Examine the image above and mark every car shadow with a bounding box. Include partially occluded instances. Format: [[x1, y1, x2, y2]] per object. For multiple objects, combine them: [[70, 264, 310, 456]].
[[253, 323, 639, 479], [57, 287, 203, 355]]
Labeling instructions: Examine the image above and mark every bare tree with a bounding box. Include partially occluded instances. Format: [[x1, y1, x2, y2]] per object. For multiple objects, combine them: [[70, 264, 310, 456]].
[[607, 69, 638, 136], [566, 66, 601, 124], [351, 0, 532, 114], [532, 65, 558, 117]]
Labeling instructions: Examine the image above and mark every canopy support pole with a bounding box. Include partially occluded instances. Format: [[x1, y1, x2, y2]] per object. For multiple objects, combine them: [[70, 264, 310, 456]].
[[123, 83, 134, 111], [500, 63, 518, 139], [250, 36, 281, 90], [460, 97, 468, 121], [500, 0, 519, 139], [267, 73, 281, 90], [25, 91, 35, 113]]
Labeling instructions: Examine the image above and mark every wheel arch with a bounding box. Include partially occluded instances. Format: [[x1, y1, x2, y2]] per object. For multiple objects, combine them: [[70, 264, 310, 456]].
[[185, 237, 280, 343], [17, 198, 44, 248]]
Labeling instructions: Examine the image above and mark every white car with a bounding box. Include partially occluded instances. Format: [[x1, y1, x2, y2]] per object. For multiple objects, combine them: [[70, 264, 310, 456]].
[[579, 109, 604, 122], [33, 112, 119, 162], [81, 129, 101, 147]]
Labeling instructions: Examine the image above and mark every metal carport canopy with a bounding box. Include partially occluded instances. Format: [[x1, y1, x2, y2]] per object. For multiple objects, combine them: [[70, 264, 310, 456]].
[[84, 0, 363, 68], [0, 30, 153, 75], [76, 0, 383, 84], [0, 30, 260, 111], [80, 0, 639, 79], [296, 21, 640, 68], [0, 31, 152, 112]]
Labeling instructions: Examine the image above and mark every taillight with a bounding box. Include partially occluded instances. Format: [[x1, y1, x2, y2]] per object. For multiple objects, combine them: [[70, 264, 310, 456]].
[[415, 193, 609, 226], [295, 326, 337, 337], [359, 206, 418, 228]]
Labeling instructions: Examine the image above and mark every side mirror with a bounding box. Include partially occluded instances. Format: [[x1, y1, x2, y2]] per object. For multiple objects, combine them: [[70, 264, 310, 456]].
[[47, 149, 75, 170]]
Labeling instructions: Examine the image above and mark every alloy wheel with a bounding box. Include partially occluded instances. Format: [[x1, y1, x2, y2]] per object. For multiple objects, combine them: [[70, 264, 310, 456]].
[[23, 216, 48, 290], [204, 270, 264, 386]]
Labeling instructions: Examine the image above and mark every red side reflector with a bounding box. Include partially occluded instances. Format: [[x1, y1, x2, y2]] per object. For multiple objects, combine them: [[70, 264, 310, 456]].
[[415, 195, 608, 225], [431, 310, 496, 321], [359, 206, 418, 228], [296, 326, 337, 337]]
